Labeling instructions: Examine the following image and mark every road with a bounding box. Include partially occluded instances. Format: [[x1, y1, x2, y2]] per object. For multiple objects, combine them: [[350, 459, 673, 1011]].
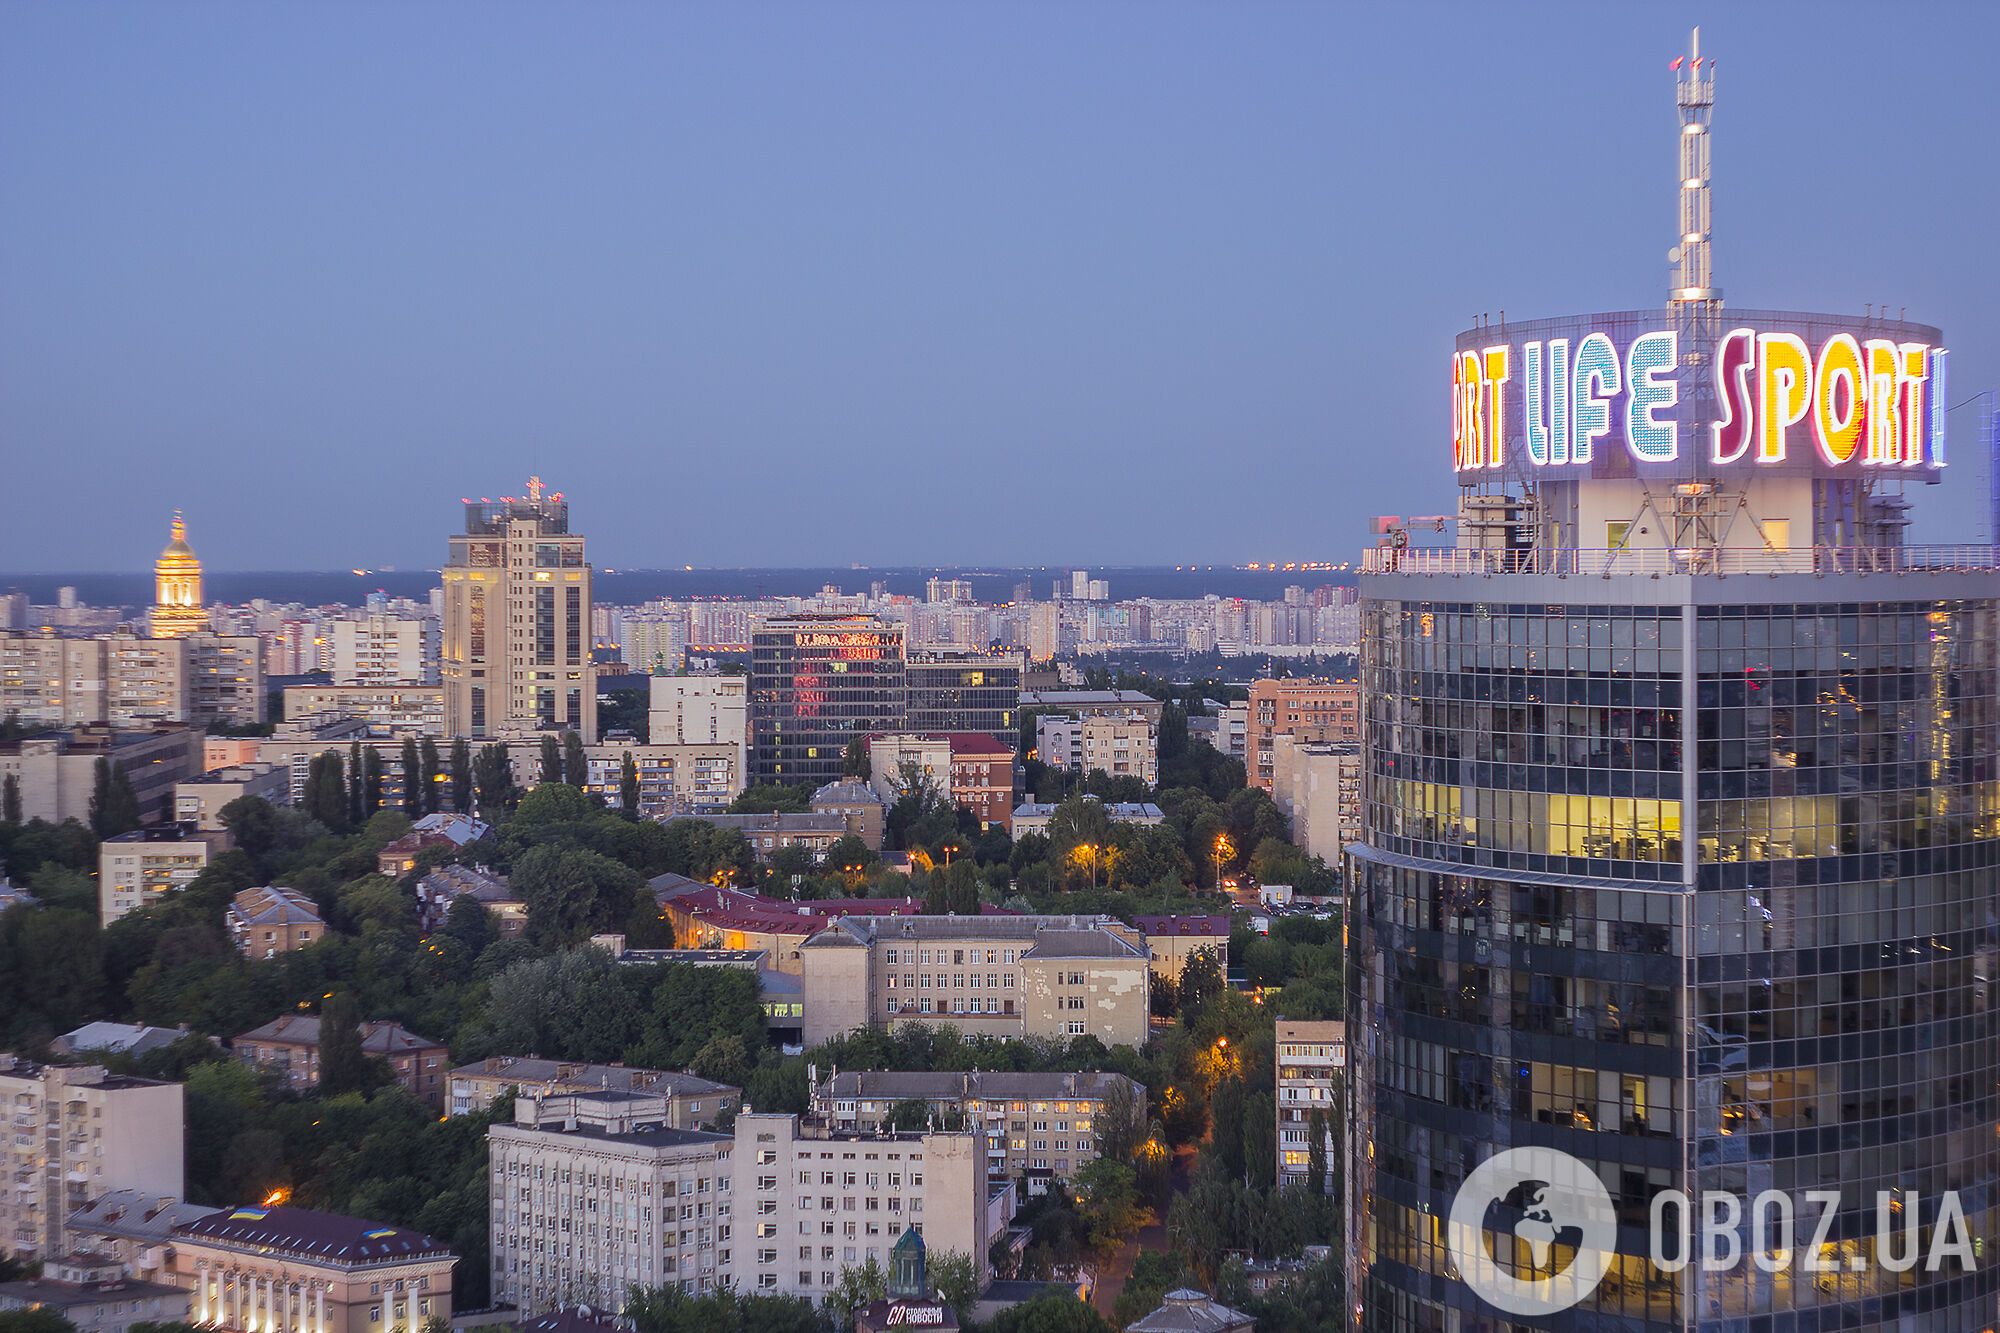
[[1091, 1146, 1196, 1321]]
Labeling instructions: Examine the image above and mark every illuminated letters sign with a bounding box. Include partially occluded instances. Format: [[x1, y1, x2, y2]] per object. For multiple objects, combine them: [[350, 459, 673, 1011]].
[[884, 1306, 948, 1326], [1452, 322, 1947, 473], [795, 632, 890, 649]]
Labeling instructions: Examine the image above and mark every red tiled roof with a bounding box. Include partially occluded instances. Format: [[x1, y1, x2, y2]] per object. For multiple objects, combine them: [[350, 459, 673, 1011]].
[[1132, 914, 1230, 937]]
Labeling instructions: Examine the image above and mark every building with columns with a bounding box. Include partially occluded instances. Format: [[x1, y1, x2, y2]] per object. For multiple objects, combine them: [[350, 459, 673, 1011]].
[[170, 1204, 455, 1333]]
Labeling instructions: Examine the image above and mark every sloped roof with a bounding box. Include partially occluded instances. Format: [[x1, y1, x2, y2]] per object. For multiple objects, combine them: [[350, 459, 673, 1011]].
[[174, 1204, 451, 1265], [228, 886, 322, 928], [1131, 915, 1230, 938]]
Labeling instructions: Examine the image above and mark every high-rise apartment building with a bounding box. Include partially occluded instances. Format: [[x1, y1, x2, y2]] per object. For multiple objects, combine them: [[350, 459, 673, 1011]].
[[441, 479, 593, 739], [99, 824, 220, 925], [329, 615, 439, 685], [1244, 676, 1358, 793], [749, 615, 905, 787], [1346, 37, 1998, 1330], [0, 1056, 185, 1261], [1273, 1019, 1343, 1193]]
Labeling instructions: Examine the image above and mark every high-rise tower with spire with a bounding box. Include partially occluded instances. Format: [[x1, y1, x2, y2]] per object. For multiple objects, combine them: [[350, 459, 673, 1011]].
[[151, 511, 208, 638]]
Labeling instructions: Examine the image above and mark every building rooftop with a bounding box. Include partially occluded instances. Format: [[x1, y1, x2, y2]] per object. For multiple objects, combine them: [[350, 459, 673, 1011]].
[[867, 732, 1017, 757], [228, 885, 323, 927], [807, 913, 1134, 950], [1131, 914, 1230, 938], [820, 1070, 1139, 1103], [53, 1022, 193, 1059], [234, 1015, 443, 1054], [104, 822, 205, 846], [690, 812, 850, 835], [68, 1191, 220, 1244], [0, 1276, 189, 1308], [418, 863, 515, 902], [1019, 690, 1159, 707], [1013, 801, 1163, 821], [810, 780, 885, 806], [1126, 1290, 1256, 1333], [1020, 929, 1147, 961], [174, 1204, 452, 1265], [451, 1056, 735, 1098], [522, 1307, 630, 1333]]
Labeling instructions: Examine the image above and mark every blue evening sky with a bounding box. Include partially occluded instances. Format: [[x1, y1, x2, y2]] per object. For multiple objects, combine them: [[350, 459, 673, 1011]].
[[2, 3, 1995, 572]]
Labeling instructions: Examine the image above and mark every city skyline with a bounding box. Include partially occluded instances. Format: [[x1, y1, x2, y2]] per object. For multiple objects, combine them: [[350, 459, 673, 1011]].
[[4, 4, 1997, 572]]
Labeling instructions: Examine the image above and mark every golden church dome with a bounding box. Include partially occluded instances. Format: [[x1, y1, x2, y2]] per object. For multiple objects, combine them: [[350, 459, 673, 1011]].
[[152, 511, 207, 636], [156, 513, 201, 573]]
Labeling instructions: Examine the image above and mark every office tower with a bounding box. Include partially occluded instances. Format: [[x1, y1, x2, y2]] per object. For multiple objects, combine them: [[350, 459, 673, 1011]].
[[905, 647, 1023, 742], [748, 614, 904, 786], [441, 478, 594, 739], [150, 512, 207, 638], [1346, 35, 1996, 1330]]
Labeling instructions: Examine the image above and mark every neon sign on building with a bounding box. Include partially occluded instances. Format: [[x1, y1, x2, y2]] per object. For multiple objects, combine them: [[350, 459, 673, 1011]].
[[1452, 322, 1947, 473]]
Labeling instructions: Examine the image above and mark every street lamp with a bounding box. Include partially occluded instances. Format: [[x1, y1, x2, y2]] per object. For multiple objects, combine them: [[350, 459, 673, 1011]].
[[1213, 833, 1234, 892]]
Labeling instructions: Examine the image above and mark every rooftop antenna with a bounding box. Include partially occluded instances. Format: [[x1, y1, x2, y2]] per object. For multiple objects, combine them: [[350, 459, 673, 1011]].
[[1669, 27, 1718, 304]]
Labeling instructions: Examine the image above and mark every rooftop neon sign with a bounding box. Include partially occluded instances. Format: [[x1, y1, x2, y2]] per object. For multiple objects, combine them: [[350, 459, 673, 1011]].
[[1453, 324, 1947, 473]]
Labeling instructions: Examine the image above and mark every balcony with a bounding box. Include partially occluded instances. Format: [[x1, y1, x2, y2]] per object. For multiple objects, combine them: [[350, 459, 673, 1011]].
[[1362, 544, 2000, 578]]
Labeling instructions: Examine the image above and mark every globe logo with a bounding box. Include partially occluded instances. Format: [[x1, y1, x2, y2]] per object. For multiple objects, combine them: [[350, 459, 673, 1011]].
[[1447, 1147, 1618, 1316]]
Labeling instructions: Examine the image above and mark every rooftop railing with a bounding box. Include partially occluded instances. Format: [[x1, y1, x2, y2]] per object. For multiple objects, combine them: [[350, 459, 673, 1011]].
[[1361, 545, 2000, 577]]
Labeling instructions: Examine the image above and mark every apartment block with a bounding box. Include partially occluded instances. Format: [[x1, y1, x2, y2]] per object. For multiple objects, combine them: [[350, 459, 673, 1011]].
[[1032, 715, 1157, 786], [1130, 915, 1229, 988], [185, 635, 266, 728], [232, 1016, 448, 1109], [99, 824, 220, 926], [1273, 1019, 1344, 1192], [281, 686, 446, 736], [866, 733, 1017, 831], [0, 1254, 190, 1333], [175, 764, 289, 831], [448, 1057, 737, 1124], [329, 615, 439, 686], [578, 741, 743, 818], [1244, 677, 1357, 793], [811, 1069, 1143, 1193], [798, 915, 1150, 1048], [0, 726, 204, 826], [0, 1056, 186, 1261], [1268, 737, 1360, 868]]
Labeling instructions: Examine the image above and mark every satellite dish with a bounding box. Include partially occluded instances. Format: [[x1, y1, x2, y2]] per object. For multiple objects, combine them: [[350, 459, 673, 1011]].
[[1667, 246, 1682, 264]]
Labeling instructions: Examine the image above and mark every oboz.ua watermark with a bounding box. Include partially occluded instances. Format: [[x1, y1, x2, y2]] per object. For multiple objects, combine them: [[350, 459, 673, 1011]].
[[1448, 1147, 1979, 1317]]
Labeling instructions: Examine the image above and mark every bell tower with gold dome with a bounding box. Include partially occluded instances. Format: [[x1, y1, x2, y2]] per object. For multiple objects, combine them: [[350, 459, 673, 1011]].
[[151, 511, 208, 637]]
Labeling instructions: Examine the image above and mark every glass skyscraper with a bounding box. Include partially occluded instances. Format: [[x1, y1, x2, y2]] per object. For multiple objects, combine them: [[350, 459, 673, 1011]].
[[749, 613, 906, 787], [1345, 36, 1997, 1332]]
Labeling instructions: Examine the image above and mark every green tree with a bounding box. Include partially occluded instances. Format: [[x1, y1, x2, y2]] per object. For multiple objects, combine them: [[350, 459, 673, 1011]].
[[619, 751, 641, 821], [1306, 1107, 1328, 1196], [727, 783, 813, 814], [842, 736, 870, 780], [0, 1306, 80, 1333], [986, 1291, 1116, 1333], [474, 743, 515, 816], [927, 1250, 979, 1327], [540, 735, 563, 785], [512, 844, 643, 945], [1073, 1157, 1146, 1255], [303, 751, 350, 832], [89, 757, 141, 838], [449, 738, 472, 813], [348, 740, 366, 826], [1, 773, 19, 825], [400, 738, 423, 815], [1210, 1076, 1246, 1180], [827, 1256, 887, 1322], [1113, 1251, 1193, 1330], [361, 746, 384, 814], [1178, 947, 1225, 1019], [1242, 1090, 1277, 1189], [418, 736, 442, 815], [317, 992, 369, 1097], [564, 730, 589, 787]]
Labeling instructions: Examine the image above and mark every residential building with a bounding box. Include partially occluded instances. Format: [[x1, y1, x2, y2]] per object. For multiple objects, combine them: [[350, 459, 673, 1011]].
[[1267, 737, 1359, 868], [924, 578, 973, 604], [1244, 678, 1357, 793], [226, 886, 324, 957], [905, 649, 1022, 743], [749, 615, 905, 787], [415, 865, 523, 937], [0, 1254, 191, 1333], [0, 634, 108, 726], [647, 674, 748, 758], [252, 714, 384, 806], [1273, 1019, 1343, 1192], [579, 741, 743, 819], [687, 811, 849, 863], [807, 780, 887, 850], [282, 686, 446, 736], [797, 915, 1150, 1048], [866, 733, 1017, 831], [1209, 700, 1247, 762], [1009, 800, 1162, 840], [811, 1070, 1144, 1193], [232, 1016, 449, 1108], [204, 737, 262, 770], [175, 763, 289, 830], [1130, 915, 1229, 988], [185, 634, 266, 727], [98, 824, 219, 926], [1024, 604, 1059, 664], [448, 1058, 737, 1123], [1032, 715, 1157, 786], [148, 513, 207, 639], [170, 1204, 455, 1333], [329, 615, 438, 686], [442, 479, 594, 739], [0, 880, 34, 912], [376, 811, 490, 877], [0, 1057, 185, 1261], [620, 612, 689, 676], [0, 725, 200, 825], [101, 634, 190, 727], [486, 1090, 734, 1314]]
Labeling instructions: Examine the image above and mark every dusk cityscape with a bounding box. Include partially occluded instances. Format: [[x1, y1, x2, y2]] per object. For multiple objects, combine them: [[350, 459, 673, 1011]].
[[1, 7, 1997, 1333]]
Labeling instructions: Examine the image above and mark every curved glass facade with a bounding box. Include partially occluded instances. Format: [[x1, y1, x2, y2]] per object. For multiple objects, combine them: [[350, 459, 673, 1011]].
[[1347, 589, 2000, 1331]]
